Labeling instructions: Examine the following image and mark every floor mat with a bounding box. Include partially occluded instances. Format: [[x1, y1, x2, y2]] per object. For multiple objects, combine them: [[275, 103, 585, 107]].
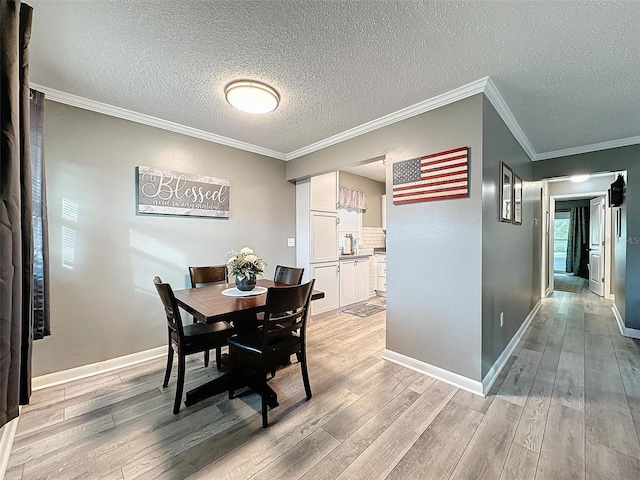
[[343, 303, 386, 318], [554, 273, 588, 293]]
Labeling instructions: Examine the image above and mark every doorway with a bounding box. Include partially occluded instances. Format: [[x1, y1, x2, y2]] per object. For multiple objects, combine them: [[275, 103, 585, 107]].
[[542, 172, 620, 299]]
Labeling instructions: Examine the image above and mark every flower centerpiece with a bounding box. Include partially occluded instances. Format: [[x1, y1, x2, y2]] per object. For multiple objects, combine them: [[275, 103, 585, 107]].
[[226, 247, 266, 291]]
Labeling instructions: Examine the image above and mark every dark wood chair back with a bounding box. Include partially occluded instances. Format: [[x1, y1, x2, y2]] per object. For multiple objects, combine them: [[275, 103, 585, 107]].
[[273, 265, 304, 285], [261, 280, 314, 352], [188, 265, 229, 369], [154, 276, 185, 340], [189, 265, 228, 288]]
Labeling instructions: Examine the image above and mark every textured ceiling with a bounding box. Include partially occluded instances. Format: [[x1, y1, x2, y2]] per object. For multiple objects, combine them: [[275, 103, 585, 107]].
[[28, 1, 640, 159]]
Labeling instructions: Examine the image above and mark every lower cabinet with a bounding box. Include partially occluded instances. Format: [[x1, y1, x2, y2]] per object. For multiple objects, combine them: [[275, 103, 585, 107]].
[[310, 262, 340, 316], [339, 258, 370, 307]]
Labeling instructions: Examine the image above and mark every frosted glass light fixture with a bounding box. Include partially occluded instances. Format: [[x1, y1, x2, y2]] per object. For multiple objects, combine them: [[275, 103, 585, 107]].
[[570, 174, 590, 183], [224, 80, 279, 114]]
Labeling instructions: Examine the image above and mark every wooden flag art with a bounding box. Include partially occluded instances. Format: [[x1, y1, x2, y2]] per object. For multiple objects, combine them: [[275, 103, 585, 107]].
[[392, 147, 469, 205]]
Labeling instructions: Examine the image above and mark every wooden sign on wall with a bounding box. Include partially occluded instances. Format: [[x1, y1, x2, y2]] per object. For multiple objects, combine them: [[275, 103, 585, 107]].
[[136, 166, 230, 218]]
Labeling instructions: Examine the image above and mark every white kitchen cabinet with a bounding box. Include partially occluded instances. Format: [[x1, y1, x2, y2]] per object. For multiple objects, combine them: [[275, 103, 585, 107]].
[[310, 172, 338, 212], [354, 258, 370, 303], [310, 262, 340, 315], [375, 253, 386, 296], [339, 258, 370, 307], [310, 211, 339, 263], [296, 172, 340, 315]]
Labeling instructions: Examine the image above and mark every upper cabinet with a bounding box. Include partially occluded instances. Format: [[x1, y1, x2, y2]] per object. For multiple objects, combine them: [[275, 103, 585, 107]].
[[310, 172, 339, 213], [310, 211, 339, 263]]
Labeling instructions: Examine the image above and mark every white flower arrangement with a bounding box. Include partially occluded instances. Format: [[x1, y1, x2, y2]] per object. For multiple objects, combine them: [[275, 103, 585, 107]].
[[226, 247, 266, 280]]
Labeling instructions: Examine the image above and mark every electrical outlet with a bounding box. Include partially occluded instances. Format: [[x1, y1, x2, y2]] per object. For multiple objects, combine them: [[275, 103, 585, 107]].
[[287, 237, 295, 247], [500, 312, 504, 328]]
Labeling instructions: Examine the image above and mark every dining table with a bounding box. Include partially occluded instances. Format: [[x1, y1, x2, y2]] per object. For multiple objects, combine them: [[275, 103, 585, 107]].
[[173, 278, 324, 408]]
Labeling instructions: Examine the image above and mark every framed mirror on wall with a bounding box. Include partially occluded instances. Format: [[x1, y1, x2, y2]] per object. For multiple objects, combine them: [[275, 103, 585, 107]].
[[500, 162, 513, 222], [513, 174, 523, 225]]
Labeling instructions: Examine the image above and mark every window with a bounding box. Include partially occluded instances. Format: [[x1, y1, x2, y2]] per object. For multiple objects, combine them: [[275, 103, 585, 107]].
[[554, 211, 570, 272]]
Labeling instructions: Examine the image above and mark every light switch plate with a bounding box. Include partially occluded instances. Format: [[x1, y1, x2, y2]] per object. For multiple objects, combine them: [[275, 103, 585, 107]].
[[287, 237, 295, 247]]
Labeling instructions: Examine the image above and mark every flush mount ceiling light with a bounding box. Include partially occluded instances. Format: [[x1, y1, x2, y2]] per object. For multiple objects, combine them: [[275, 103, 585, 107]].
[[570, 174, 590, 183], [224, 80, 280, 114]]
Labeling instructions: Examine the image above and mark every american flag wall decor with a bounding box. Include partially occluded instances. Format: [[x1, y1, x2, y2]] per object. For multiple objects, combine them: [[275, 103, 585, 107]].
[[392, 146, 469, 205]]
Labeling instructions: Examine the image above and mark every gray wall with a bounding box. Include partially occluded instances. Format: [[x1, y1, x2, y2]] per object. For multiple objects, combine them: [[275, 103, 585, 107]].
[[338, 171, 385, 227], [532, 145, 639, 329], [555, 199, 591, 211], [288, 94, 484, 381], [481, 97, 538, 378], [36, 101, 296, 375]]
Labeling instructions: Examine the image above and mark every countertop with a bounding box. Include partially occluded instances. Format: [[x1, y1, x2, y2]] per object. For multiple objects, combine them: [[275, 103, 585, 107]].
[[339, 254, 371, 260]]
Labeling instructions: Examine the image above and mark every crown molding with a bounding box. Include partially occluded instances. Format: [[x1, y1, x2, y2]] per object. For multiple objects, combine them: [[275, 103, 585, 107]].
[[533, 135, 640, 161], [285, 77, 492, 161], [30, 84, 286, 160], [482, 78, 537, 161]]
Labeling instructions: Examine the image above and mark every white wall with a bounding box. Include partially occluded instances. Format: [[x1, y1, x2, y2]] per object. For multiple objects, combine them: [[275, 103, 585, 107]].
[[35, 101, 296, 375], [548, 174, 614, 197]]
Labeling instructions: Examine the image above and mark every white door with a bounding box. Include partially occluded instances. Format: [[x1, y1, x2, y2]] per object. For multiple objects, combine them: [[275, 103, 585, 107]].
[[354, 259, 370, 303], [339, 260, 356, 307], [310, 262, 340, 315], [310, 172, 338, 212], [547, 197, 555, 295], [310, 211, 339, 263], [589, 196, 605, 296]]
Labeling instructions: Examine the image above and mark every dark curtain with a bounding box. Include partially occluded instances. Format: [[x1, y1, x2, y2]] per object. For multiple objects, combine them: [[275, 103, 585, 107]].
[[1, 0, 34, 428], [566, 207, 589, 278], [31, 89, 49, 339]]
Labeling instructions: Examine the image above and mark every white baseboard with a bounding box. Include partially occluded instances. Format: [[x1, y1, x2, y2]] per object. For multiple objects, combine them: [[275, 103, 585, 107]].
[[0, 412, 20, 480], [481, 300, 542, 394], [383, 300, 543, 398], [382, 349, 484, 396], [612, 304, 640, 340], [33, 346, 166, 391]]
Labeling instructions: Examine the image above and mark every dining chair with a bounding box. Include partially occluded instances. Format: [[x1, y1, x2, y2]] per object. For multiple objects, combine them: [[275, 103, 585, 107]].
[[188, 265, 228, 368], [263, 265, 304, 376], [228, 279, 315, 428], [189, 265, 228, 288], [153, 276, 234, 414], [273, 265, 304, 285]]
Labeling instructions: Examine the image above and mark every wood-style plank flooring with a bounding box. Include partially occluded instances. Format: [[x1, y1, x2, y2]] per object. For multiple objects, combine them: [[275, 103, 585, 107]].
[[7, 293, 640, 479]]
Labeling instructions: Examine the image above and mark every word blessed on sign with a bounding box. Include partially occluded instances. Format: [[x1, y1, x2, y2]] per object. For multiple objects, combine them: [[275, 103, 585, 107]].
[[137, 166, 230, 218]]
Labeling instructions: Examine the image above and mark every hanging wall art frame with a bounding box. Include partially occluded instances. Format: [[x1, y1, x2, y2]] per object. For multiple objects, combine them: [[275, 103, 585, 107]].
[[499, 162, 513, 222], [513, 174, 523, 225]]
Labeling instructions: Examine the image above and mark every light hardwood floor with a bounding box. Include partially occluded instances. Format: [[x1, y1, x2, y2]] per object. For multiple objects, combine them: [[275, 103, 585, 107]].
[[6, 293, 640, 480]]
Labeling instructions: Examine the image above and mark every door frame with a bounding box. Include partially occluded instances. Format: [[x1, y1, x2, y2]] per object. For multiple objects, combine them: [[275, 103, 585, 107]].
[[546, 190, 613, 299]]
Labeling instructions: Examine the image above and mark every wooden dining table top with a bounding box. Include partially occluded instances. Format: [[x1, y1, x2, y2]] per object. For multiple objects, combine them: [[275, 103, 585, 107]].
[[174, 279, 324, 323]]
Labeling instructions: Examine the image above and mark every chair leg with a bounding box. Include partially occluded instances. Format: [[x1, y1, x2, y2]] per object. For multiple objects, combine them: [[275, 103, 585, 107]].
[[299, 350, 312, 400], [262, 390, 269, 428], [163, 343, 174, 388], [228, 345, 236, 399], [216, 347, 222, 370], [174, 354, 186, 414], [204, 350, 209, 367]]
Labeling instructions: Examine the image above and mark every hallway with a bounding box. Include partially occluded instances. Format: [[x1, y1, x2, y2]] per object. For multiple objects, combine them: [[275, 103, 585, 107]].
[[505, 288, 640, 478]]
